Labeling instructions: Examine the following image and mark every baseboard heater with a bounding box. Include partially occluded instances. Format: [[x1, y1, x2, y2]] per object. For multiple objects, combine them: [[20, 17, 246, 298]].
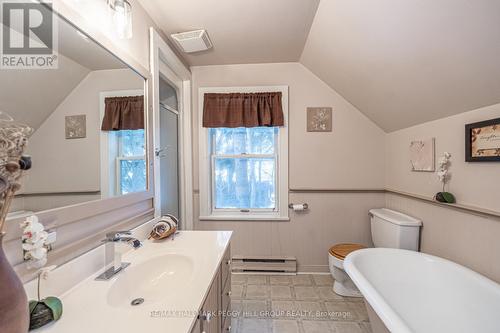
[[231, 255, 297, 274]]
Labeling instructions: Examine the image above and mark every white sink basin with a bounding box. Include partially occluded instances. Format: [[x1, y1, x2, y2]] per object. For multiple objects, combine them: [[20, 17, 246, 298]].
[[107, 254, 194, 308]]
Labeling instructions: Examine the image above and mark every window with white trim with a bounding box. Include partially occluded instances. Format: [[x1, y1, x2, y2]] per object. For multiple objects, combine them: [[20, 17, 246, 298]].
[[211, 127, 278, 211], [199, 86, 289, 221], [109, 129, 146, 195]]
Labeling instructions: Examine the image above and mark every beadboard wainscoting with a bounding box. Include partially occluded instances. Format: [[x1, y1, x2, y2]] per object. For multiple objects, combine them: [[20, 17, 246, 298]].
[[195, 191, 385, 273], [386, 192, 500, 283]]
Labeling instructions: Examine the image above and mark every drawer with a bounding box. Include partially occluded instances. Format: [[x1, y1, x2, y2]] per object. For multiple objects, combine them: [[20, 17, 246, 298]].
[[221, 246, 231, 288]]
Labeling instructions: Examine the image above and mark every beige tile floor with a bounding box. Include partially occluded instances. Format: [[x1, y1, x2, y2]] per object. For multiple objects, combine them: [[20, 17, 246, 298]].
[[230, 274, 372, 333]]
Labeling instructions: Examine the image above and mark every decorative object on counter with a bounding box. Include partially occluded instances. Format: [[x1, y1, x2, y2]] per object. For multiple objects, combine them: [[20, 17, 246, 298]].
[[29, 266, 63, 331], [307, 107, 332, 132], [148, 214, 179, 240], [434, 152, 456, 204], [65, 115, 86, 139], [465, 117, 500, 162], [410, 138, 435, 171], [0, 111, 33, 333], [21, 215, 49, 269]]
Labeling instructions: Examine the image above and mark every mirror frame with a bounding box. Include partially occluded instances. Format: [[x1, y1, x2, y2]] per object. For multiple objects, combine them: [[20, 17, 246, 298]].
[[5, 1, 155, 280]]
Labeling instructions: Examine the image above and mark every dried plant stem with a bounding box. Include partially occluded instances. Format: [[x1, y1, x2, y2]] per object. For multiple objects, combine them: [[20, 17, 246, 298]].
[[37, 273, 41, 301]]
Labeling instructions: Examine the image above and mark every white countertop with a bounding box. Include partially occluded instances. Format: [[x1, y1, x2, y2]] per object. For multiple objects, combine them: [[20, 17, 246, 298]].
[[26, 229, 232, 333]]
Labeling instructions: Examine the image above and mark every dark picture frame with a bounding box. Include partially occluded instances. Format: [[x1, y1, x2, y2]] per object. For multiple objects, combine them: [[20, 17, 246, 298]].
[[465, 117, 500, 162]]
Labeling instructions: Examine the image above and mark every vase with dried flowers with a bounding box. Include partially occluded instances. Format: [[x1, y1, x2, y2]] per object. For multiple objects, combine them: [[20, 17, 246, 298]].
[[434, 152, 456, 204], [0, 111, 33, 333]]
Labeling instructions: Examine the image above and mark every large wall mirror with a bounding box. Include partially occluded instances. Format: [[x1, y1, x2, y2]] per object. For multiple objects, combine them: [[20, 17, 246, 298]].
[[1, 8, 148, 221]]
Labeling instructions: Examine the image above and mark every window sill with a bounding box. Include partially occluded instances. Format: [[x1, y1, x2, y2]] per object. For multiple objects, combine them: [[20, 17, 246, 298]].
[[199, 215, 290, 222]]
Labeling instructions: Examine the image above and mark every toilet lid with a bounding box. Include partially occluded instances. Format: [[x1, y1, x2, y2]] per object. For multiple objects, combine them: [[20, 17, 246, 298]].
[[329, 243, 366, 260]]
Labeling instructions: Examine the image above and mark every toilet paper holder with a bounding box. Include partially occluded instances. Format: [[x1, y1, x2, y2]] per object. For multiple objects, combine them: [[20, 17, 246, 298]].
[[288, 203, 309, 210]]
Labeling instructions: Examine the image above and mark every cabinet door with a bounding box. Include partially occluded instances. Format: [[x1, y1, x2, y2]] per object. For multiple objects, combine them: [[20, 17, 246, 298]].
[[220, 246, 232, 331], [201, 270, 220, 333], [221, 247, 231, 287]]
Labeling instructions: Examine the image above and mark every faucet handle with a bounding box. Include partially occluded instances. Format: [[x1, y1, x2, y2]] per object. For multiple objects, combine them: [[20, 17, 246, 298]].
[[105, 230, 132, 241]]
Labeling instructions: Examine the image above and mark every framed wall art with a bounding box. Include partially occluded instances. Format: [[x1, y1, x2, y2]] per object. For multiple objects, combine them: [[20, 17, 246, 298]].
[[307, 107, 332, 132], [465, 117, 500, 162], [65, 115, 86, 139], [410, 138, 435, 171]]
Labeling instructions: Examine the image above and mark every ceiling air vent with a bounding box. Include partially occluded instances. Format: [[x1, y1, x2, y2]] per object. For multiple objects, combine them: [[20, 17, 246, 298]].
[[170, 29, 213, 53]]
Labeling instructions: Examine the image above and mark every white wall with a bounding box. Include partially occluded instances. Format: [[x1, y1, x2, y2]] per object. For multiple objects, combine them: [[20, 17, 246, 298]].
[[192, 63, 386, 190], [385, 103, 500, 282], [0, 54, 90, 131], [192, 63, 386, 271], [55, 0, 185, 71], [56, 0, 156, 70], [191, 63, 500, 281], [386, 103, 500, 211], [386, 193, 500, 282]]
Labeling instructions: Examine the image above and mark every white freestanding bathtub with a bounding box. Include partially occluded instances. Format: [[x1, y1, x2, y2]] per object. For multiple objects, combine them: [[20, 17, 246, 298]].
[[344, 248, 500, 333]]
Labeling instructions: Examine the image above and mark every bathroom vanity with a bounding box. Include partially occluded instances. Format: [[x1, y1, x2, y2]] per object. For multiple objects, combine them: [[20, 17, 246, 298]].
[[24, 222, 232, 333], [191, 244, 232, 333]]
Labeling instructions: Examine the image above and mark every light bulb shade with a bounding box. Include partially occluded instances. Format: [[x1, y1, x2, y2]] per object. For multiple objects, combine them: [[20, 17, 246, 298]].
[[107, 0, 132, 39]]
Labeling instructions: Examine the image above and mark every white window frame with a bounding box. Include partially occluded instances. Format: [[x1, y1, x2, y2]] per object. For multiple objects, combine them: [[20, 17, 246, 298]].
[[115, 148, 146, 195], [198, 86, 289, 221], [99, 90, 144, 198]]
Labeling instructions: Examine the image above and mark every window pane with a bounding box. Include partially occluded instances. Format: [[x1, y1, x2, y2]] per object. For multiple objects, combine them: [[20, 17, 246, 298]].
[[214, 157, 276, 209], [119, 130, 145, 157], [212, 127, 277, 155], [120, 159, 146, 195]]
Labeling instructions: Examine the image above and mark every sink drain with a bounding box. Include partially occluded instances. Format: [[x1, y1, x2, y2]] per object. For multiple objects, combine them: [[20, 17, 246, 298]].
[[131, 298, 144, 306]]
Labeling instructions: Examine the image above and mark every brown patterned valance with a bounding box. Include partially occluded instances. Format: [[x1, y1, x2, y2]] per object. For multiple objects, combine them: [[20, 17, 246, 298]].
[[202, 92, 284, 128], [101, 96, 144, 131]]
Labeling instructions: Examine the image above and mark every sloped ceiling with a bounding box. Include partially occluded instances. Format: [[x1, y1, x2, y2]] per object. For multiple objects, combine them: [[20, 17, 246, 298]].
[[0, 49, 90, 131], [301, 0, 500, 132], [138, 0, 320, 65], [140, 0, 500, 131], [0, 13, 126, 130]]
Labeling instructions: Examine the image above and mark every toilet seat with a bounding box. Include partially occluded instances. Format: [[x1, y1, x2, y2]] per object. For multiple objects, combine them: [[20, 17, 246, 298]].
[[329, 243, 366, 260], [328, 243, 366, 298]]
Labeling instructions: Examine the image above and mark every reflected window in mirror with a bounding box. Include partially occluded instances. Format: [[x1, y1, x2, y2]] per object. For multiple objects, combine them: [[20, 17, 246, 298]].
[[1, 10, 148, 220], [100, 93, 147, 198], [110, 129, 146, 195]]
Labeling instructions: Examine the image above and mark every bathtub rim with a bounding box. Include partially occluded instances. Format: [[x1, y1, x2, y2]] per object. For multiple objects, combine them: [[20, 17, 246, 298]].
[[344, 248, 500, 333]]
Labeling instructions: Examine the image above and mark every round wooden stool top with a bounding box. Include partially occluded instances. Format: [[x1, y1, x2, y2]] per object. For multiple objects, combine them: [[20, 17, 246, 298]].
[[329, 243, 366, 260]]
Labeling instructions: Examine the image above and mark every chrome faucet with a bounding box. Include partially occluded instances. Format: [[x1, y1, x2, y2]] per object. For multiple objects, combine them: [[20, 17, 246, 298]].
[[95, 230, 142, 281]]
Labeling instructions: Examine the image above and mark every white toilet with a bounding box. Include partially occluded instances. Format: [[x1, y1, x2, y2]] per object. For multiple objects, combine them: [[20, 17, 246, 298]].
[[328, 208, 422, 297]]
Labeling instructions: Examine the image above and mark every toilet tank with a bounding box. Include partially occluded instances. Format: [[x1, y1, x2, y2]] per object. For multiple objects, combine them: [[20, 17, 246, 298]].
[[369, 208, 422, 251]]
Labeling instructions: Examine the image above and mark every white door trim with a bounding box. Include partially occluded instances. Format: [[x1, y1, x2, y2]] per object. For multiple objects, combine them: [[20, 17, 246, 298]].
[[150, 28, 193, 230]]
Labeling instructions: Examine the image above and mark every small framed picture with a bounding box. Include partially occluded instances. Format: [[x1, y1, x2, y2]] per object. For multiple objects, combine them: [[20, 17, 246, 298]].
[[65, 115, 86, 139], [307, 107, 332, 132], [410, 138, 435, 172], [465, 117, 500, 162]]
